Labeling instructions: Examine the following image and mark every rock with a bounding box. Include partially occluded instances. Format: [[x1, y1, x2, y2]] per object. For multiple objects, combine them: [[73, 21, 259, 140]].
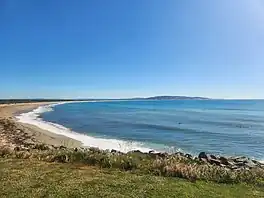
[[23, 142, 34, 147], [21, 151, 31, 159], [244, 160, 256, 169], [132, 150, 142, 154], [148, 153, 157, 159], [53, 146, 59, 150], [219, 156, 229, 165], [47, 145, 55, 150], [20, 145, 30, 151], [233, 156, 248, 163], [220, 164, 226, 168], [80, 147, 86, 151], [200, 158, 208, 163], [184, 153, 192, 159], [210, 158, 221, 166], [156, 152, 168, 158], [111, 149, 117, 153], [230, 165, 239, 170], [59, 145, 67, 150], [210, 154, 217, 159], [45, 156, 52, 161], [236, 162, 245, 167], [34, 144, 50, 150], [175, 152, 185, 157], [198, 152, 210, 161], [252, 159, 264, 167], [149, 150, 155, 154], [198, 152, 207, 159]]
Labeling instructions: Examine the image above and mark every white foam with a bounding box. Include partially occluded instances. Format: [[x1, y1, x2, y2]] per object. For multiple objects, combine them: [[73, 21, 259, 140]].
[[16, 101, 154, 153]]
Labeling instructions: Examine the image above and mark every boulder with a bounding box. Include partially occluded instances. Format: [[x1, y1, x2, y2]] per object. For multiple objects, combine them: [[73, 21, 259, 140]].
[[220, 164, 226, 168], [244, 160, 256, 169], [198, 152, 210, 162], [252, 159, 258, 164], [59, 145, 67, 150], [209, 154, 217, 159], [236, 162, 245, 167], [233, 156, 248, 163], [209, 158, 221, 166], [252, 159, 264, 167], [219, 156, 229, 165], [198, 152, 207, 159]]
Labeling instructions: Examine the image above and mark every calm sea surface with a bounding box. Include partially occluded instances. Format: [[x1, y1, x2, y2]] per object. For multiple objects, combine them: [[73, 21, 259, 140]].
[[41, 100, 264, 160]]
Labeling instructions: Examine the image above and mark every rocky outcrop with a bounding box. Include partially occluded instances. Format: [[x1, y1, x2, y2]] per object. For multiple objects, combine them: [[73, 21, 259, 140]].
[[198, 152, 264, 170]]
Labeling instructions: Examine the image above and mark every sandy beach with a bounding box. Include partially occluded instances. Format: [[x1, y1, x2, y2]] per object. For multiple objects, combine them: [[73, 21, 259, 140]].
[[0, 102, 82, 149]]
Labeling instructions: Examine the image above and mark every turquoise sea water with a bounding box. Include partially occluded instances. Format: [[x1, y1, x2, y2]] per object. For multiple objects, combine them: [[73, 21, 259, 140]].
[[41, 100, 264, 159]]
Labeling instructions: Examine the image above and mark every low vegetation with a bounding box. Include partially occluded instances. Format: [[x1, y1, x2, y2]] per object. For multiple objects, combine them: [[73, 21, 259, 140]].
[[0, 158, 264, 198], [1, 145, 264, 185], [1, 119, 264, 196]]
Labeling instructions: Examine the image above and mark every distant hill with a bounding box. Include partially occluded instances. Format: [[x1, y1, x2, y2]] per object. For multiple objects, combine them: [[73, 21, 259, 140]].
[[144, 96, 210, 100]]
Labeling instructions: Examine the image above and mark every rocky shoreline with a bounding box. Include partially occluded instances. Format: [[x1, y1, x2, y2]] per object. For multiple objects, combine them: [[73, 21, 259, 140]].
[[125, 150, 264, 171], [1, 118, 263, 172]]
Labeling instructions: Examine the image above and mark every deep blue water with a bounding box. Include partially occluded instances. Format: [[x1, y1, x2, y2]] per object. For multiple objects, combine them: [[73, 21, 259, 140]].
[[41, 100, 264, 159]]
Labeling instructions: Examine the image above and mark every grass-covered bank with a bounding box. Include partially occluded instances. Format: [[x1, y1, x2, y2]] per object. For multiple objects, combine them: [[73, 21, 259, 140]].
[[1, 117, 264, 197], [1, 146, 264, 185], [0, 158, 263, 198]]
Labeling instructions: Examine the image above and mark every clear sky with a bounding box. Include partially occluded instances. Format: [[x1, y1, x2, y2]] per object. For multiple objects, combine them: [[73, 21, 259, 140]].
[[1, 0, 264, 99]]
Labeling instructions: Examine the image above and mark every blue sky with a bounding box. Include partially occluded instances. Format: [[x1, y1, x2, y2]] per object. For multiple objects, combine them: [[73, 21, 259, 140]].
[[1, 0, 264, 99]]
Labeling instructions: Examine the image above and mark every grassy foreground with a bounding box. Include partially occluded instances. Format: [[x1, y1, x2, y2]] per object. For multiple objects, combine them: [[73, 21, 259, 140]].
[[0, 158, 263, 198], [2, 146, 264, 184]]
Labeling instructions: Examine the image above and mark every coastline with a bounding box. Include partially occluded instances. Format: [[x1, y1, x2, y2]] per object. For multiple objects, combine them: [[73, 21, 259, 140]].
[[1, 101, 264, 162], [1, 101, 153, 153], [1, 101, 264, 171], [0, 102, 82, 148]]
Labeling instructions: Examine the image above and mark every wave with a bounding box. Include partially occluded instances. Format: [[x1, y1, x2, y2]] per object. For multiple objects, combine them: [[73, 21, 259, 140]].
[[15, 102, 154, 153]]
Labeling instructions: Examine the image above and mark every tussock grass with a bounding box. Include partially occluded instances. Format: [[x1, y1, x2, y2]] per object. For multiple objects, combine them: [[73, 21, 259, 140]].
[[0, 158, 264, 198], [1, 146, 264, 185]]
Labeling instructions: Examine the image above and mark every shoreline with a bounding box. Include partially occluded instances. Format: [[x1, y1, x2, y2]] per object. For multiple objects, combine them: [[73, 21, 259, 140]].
[[16, 102, 154, 153], [1, 101, 264, 161], [0, 102, 82, 148], [1, 101, 264, 170], [1, 101, 153, 153]]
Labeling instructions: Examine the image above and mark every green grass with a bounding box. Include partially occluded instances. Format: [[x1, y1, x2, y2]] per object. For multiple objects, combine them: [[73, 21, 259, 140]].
[[0, 158, 264, 198], [2, 147, 264, 184]]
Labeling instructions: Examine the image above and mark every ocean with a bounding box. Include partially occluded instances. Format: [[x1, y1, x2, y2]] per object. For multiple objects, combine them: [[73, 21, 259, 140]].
[[17, 100, 264, 160]]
